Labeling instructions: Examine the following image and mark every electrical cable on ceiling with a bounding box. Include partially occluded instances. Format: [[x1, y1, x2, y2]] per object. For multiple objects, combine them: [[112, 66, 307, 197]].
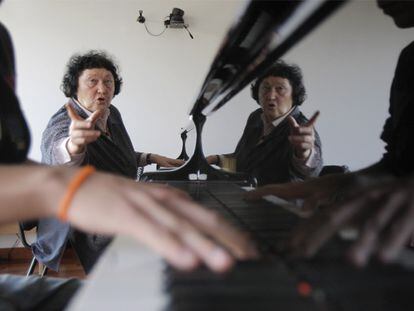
[[144, 23, 167, 37]]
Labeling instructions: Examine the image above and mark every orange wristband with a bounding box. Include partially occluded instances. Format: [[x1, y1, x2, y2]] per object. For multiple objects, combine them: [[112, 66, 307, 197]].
[[58, 165, 96, 222]]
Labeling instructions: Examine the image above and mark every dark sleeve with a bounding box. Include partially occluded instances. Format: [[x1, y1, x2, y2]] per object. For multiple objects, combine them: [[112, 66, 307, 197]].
[[0, 274, 80, 310], [380, 42, 414, 177], [0, 77, 31, 163], [0, 22, 15, 89], [312, 129, 323, 175], [0, 23, 30, 163], [107, 105, 140, 168], [233, 109, 261, 157], [40, 107, 71, 165], [135, 152, 144, 166]]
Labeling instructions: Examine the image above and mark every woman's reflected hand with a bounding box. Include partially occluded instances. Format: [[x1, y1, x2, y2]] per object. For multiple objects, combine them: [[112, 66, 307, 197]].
[[288, 111, 319, 160], [150, 153, 185, 168]]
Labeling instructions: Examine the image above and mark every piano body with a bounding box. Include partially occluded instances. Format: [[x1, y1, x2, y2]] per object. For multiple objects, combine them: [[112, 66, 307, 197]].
[[69, 1, 414, 310]]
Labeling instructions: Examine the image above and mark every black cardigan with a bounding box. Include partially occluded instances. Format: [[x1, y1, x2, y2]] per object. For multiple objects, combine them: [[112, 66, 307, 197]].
[[232, 106, 323, 186]]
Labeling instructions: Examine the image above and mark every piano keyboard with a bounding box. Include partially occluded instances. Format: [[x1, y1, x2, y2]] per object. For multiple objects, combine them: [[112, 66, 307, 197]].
[[69, 181, 414, 311]]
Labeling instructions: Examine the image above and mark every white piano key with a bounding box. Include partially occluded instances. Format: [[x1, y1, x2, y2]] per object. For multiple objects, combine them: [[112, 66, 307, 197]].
[[68, 236, 166, 311]]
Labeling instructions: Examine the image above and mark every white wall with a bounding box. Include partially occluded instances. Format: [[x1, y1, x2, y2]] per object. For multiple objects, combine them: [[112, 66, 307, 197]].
[[0, 0, 412, 171]]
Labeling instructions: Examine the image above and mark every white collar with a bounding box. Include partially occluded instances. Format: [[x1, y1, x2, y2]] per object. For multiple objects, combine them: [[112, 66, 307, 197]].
[[261, 106, 295, 135]]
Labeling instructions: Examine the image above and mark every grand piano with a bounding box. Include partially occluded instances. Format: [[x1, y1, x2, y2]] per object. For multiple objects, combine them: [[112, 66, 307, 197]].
[[69, 1, 414, 310]]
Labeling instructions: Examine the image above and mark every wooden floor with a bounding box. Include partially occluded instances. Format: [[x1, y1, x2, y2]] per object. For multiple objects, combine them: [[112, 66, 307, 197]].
[[0, 247, 86, 279]]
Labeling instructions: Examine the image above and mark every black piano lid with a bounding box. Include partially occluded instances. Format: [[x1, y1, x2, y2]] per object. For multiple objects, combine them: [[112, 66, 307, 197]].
[[192, 0, 347, 116], [142, 0, 347, 182]]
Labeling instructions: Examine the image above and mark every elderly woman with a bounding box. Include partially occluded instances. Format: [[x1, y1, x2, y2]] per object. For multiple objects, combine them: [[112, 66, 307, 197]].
[[33, 51, 183, 273], [207, 60, 323, 186]]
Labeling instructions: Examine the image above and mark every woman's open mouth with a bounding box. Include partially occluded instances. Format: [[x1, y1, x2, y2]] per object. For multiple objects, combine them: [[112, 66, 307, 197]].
[[267, 102, 277, 109], [97, 97, 107, 104]]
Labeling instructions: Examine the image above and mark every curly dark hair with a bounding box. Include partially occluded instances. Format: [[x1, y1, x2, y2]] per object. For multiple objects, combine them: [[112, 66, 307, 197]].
[[61, 50, 122, 98], [250, 60, 306, 106]]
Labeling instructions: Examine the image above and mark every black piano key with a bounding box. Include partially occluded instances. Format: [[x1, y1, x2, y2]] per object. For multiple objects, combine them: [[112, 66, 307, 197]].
[[290, 259, 414, 311], [164, 261, 320, 311]]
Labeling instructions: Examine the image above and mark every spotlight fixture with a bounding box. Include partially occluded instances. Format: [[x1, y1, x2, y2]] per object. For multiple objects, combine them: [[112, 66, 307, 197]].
[[137, 8, 194, 39], [137, 10, 145, 23]]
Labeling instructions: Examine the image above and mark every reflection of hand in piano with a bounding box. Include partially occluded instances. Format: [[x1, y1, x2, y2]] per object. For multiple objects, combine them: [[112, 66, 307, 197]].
[[244, 173, 354, 212], [288, 111, 320, 160]]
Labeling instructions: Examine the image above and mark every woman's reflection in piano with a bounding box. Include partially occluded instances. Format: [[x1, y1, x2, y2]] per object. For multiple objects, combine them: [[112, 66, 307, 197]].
[[207, 60, 323, 186]]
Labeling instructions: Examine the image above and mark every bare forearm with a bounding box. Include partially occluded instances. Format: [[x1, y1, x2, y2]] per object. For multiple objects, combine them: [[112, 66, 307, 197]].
[[0, 164, 259, 272], [0, 165, 74, 224]]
